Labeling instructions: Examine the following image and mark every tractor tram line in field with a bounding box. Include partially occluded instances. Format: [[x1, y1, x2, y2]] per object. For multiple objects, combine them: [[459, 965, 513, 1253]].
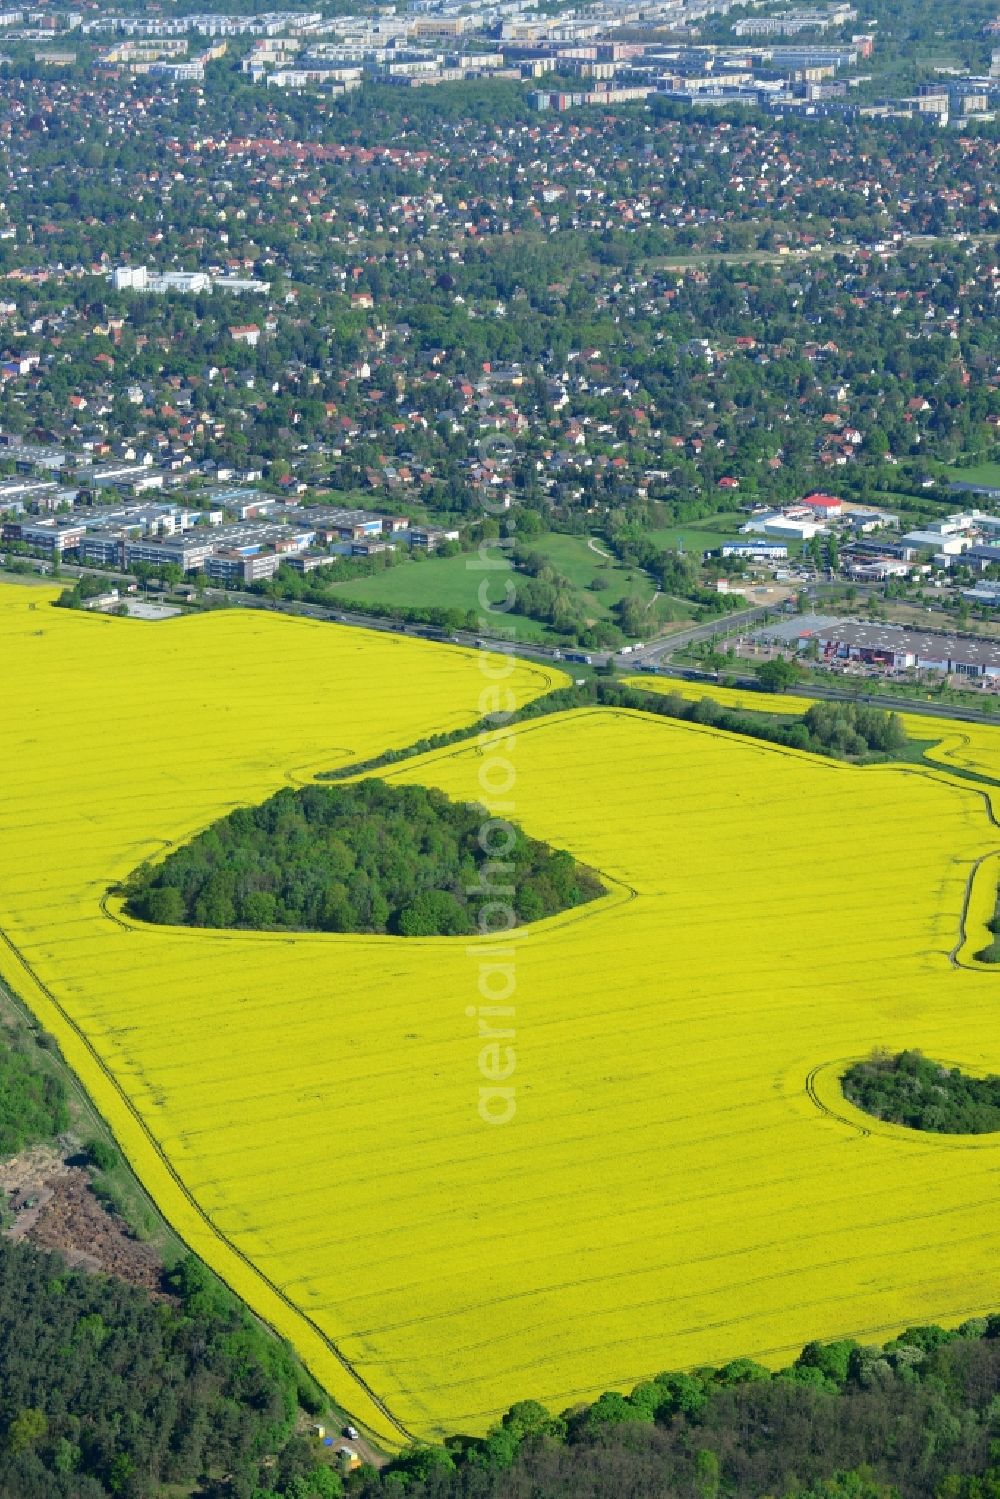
[[0, 909, 421, 1447], [6, 588, 1000, 1441]]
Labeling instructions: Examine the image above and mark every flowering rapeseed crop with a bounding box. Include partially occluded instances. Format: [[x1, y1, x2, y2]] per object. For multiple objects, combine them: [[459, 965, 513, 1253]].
[[625, 672, 1000, 779], [624, 672, 822, 716], [2, 584, 1000, 1444]]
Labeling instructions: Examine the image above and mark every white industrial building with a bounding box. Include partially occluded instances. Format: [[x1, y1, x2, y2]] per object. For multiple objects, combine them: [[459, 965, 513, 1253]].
[[110, 266, 266, 296], [742, 511, 829, 541], [721, 539, 789, 560]]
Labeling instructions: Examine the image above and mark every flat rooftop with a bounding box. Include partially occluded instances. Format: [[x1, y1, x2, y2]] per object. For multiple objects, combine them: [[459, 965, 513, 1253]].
[[819, 619, 1000, 668]]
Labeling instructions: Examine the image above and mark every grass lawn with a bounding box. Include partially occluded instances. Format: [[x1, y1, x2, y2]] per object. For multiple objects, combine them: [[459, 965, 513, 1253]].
[[527, 532, 688, 635], [658, 594, 702, 624], [325, 552, 553, 641], [528, 532, 615, 590], [949, 462, 1000, 489], [325, 535, 700, 644], [530, 532, 651, 617], [0, 569, 57, 587], [644, 512, 749, 555]]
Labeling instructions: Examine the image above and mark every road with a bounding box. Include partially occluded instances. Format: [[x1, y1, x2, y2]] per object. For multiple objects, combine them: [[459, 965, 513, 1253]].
[[792, 680, 1000, 730], [629, 601, 779, 665], [219, 589, 574, 667], [223, 590, 768, 673]]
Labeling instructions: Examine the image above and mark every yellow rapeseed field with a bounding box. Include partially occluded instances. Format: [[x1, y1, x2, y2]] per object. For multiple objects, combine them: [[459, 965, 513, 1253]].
[[623, 672, 823, 716], [3, 582, 1000, 1446], [624, 672, 1000, 779]]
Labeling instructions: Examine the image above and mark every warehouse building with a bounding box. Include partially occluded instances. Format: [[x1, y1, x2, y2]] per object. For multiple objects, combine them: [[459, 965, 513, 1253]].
[[817, 621, 1000, 678], [88, 463, 167, 496], [965, 544, 1000, 574], [205, 486, 281, 520], [742, 511, 829, 541], [0, 478, 63, 510]]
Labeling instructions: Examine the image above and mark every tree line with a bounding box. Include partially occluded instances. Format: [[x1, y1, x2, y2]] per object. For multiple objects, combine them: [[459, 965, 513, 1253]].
[[313, 681, 911, 789], [355, 1317, 1000, 1499], [645, 693, 908, 762]]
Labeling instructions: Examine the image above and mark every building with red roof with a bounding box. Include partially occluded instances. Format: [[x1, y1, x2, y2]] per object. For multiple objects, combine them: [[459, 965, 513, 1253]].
[[801, 492, 843, 515]]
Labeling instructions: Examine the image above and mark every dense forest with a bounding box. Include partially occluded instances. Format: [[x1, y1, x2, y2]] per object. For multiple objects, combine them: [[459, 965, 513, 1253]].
[[842, 1050, 1000, 1134], [121, 782, 604, 936], [0, 1240, 341, 1499], [0, 1025, 340, 1498], [357, 1319, 1000, 1499]]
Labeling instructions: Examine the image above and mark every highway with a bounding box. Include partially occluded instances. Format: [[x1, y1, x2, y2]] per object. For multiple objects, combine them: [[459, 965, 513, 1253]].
[[627, 602, 780, 666]]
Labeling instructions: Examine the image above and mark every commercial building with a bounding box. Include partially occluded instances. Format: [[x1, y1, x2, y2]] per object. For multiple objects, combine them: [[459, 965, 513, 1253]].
[[816, 621, 1000, 678], [110, 266, 267, 296], [80, 501, 203, 536], [720, 539, 789, 560], [754, 613, 840, 649], [0, 438, 69, 472], [0, 478, 63, 510], [742, 511, 828, 541], [843, 556, 911, 582], [207, 520, 315, 554], [843, 506, 899, 533], [297, 506, 385, 542], [204, 549, 283, 584], [2, 517, 85, 555], [351, 538, 396, 556], [123, 536, 215, 572], [963, 585, 1000, 607], [111, 265, 148, 291], [79, 530, 126, 567], [88, 463, 166, 496], [900, 528, 970, 559], [205, 486, 281, 519], [409, 525, 460, 549], [966, 544, 1000, 574], [800, 491, 843, 516]]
